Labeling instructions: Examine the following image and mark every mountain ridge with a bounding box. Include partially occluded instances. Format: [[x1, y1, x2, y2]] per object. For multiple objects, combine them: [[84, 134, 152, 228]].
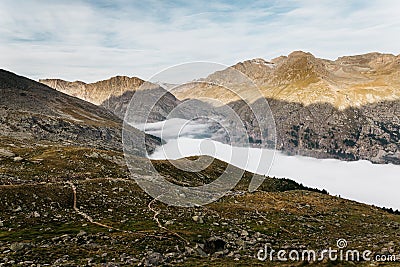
[[173, 51, 400, 109], [40, 75, 180, 122], [39, 75, 145, 106]]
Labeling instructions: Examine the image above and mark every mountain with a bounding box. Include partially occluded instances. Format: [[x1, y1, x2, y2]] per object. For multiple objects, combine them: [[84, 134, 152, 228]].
[[170, 52, 400, 164], [40, 76, 179, 122], [174, 51, 400, 109], [0, 69, 160, 154], [39, 76, 143, 106]]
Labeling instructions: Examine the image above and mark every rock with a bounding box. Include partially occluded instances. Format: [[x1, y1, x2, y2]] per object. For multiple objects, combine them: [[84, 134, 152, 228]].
[[13, 206, 22, 212], [144, 252, 163, 266], [240, 230, 249, 236], [88, 152, 99, 158], [10, 243, 25, 252], [213, 250, 226, 258], [77, 230, 87, 237], [192, 215, 203, 223], [195, 245, 208, 257], [204, 237, 226, 254], [235, 239, 245, 247], [185, 246, 194, 255], [165, 220, 174, 226], [13, 156, 23, 162]]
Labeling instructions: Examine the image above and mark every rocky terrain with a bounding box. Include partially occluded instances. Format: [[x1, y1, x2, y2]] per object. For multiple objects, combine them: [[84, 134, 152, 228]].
[[1, 144, 399, 266], [40, 76, 179, 122], [228, 98, 400, 164], [39, 76, 144, 106]]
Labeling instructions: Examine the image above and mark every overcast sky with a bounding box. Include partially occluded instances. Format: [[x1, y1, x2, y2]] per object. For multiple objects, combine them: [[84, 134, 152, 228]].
[[1, 0, 399, 82]]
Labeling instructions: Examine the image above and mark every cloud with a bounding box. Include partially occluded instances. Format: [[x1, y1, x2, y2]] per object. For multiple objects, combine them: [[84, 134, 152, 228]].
[[147, 119, 400, 210], [0, 0, 399, 82]]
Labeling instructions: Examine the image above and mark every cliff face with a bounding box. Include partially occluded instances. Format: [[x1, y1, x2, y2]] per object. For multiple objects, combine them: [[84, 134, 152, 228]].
[[40, 76, 179, 122], [229, 98, 400, 164]]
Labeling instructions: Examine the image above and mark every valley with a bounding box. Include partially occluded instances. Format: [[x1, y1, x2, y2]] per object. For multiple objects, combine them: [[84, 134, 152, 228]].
[[1, 50, 399, 266]]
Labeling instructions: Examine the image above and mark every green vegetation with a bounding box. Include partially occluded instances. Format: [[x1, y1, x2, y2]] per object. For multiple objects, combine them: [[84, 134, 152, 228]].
[[0, 137, 399, 266]]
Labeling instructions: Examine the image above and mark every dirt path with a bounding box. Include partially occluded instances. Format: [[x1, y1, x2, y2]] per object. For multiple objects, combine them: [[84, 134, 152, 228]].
[[148, 197, 190, 245], [66, 181, 117, 230]]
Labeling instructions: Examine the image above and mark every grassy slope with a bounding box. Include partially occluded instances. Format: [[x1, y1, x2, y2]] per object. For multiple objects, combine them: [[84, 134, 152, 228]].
[[0, 137, 399, 266]]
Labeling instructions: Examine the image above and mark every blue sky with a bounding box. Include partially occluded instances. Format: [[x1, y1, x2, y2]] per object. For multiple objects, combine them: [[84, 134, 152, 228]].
[[1, 0, 399, 82]]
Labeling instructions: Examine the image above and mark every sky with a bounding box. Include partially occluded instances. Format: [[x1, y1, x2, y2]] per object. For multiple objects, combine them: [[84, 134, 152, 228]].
[[1, 0, 400, 82]]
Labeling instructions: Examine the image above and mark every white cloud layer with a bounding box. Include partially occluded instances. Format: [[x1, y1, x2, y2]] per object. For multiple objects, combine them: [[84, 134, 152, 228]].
[[146, 120, 400, 210], [1, 0, 399, 82]]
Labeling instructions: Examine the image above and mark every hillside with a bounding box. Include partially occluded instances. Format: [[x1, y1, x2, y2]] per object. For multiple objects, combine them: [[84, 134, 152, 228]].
[[0, 153, 399, 265], [0, 69, 160, 154]]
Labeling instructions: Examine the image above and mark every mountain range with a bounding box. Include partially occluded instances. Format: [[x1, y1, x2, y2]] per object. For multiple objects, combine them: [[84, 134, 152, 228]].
[[40, 51, 400, 164], [1, 54, 400, 265], [174, 51, 400, 109]]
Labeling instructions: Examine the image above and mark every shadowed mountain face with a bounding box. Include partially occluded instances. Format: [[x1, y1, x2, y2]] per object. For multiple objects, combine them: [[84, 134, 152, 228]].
[[40, 76, 180, 122], [101, 87, 179, 122], [0, 70, 160, 154], [229, 98, 400, 164]]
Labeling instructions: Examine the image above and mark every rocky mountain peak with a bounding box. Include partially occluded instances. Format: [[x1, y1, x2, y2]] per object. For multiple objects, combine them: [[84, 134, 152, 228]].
[[230, 58, 275, 83], [287, 50, 315, 58], [40, 76, 146, 106], [233, 58, 274, 69], [246, 58, 274, 66], [271, 51, 328, 86], [89, 76, 144, 92]]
